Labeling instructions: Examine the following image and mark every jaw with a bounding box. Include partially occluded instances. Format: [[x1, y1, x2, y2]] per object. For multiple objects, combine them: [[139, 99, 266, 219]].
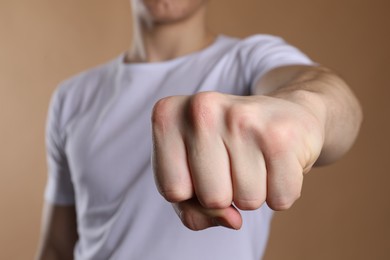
[[133, 0, 208, 26]]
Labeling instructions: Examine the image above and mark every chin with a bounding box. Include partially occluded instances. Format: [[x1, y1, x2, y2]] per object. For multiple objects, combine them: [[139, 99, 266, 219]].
[[134, 0, 207, 24]]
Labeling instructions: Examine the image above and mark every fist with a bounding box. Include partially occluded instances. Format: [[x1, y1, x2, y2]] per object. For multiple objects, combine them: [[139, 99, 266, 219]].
[[151, 91, 324, 230]]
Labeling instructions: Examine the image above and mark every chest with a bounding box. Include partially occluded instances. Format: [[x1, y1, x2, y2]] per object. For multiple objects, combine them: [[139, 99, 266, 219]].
[[62, 61, 249, 204]]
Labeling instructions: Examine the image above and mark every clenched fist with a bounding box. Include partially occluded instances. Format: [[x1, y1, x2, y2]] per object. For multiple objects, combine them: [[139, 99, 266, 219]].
[[151, 91, 325, 230]]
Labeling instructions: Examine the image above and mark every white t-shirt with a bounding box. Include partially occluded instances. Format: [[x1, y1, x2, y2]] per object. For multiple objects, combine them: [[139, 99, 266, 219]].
[[45, 34, 313, 260]]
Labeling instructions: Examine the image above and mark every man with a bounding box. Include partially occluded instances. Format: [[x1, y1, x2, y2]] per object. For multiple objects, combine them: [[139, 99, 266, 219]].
[[36, 0, 362, 259]]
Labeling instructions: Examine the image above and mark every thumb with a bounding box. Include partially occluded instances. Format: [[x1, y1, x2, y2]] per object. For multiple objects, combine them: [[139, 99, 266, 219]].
[[172, 198, 242, 231]]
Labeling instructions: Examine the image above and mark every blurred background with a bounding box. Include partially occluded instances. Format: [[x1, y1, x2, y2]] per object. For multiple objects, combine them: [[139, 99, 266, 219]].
[[0, 0, 388, 259]]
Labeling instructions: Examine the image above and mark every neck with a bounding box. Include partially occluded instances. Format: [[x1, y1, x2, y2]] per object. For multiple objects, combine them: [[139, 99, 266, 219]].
[[126, 6, 215, 63]]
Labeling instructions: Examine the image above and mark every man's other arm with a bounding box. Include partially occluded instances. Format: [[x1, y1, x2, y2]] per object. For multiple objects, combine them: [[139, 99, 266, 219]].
[[36, 203, 78, 260]]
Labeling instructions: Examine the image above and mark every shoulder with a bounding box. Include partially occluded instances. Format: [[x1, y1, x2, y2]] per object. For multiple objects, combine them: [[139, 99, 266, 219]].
[[55, 56, 119, 100], [222, 33, 312, 66], [214, 34, 312, 92], [223, 34, 300, 58], [219, 34, 285, 51], [215, 34, 308, 66], [238, 34, 285, 45], [48, 55, 120, 127]]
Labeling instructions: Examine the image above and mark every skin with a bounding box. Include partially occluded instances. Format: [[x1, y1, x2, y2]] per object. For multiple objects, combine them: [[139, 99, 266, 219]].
[[36, 204, 78, 260], [36, 0, 363, 258], [153, 65, 362, 230], [127, 0, 215, 62]]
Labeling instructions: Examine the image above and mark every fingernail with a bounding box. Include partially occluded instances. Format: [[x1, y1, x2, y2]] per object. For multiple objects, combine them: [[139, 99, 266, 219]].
[[212, 217, 235, 230]]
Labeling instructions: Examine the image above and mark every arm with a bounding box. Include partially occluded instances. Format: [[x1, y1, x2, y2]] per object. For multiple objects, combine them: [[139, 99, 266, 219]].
[[36, 203, 78, 260], [151, 65, 363, 230]]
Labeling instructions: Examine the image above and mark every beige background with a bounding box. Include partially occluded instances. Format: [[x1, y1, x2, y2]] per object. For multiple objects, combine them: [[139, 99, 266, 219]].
[[0, 0, 389, 259]]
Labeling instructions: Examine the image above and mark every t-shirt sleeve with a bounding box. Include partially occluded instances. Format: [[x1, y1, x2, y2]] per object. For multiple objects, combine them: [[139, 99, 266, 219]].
[[240, 35, 316, 94], [44, 87, 75, 205]]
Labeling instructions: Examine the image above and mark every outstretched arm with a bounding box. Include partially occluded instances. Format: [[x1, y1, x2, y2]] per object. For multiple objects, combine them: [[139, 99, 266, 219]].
[[151, 65, 362, 230]]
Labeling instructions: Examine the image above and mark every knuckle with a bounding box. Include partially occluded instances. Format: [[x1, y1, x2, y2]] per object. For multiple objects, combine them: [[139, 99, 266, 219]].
[[152, 97, 175, 132], [267, 193, 300, 211], [161, 188, 191, 203], [189, 92, 221, 131], [264, 121, 296, 156], [226, 104, 256, 136], [199, 195, 231, 209], [267, 120, 295, 144], [268, 198, 293, 211], [156, 177, 192, 203], [234, 197, 264, 210]]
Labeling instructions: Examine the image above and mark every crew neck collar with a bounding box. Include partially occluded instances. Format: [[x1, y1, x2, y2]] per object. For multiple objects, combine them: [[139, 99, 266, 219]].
[[117, 35, 226, 71]]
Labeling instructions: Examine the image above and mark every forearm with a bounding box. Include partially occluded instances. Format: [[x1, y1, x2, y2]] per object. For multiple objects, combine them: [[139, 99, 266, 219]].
[[37, 246, 68, 260], [255, 65, 363, 165], [36, 203, 78, 260]]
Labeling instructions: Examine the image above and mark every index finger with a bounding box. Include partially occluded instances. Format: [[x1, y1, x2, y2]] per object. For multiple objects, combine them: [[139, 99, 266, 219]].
[[152, 96, 193, 202]]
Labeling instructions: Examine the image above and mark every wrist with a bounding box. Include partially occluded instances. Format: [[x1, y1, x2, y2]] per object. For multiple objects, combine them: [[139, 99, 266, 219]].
[[273, 89, 327, 122], [268, 89, 328, 154]]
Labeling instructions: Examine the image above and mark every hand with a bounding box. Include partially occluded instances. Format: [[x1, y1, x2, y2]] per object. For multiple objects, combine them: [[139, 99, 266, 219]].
[[151, 91, 325, 230]]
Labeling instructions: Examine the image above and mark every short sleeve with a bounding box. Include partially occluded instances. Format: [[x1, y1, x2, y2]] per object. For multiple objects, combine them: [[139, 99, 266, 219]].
[[239, 35, 316, 94], [44, 87, 75, 205]]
